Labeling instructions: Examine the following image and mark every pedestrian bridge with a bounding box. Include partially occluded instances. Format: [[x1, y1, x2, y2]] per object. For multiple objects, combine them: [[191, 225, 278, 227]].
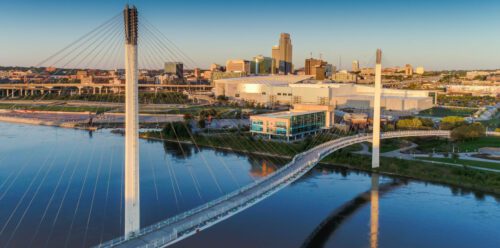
[[97, 130, 451, 248]]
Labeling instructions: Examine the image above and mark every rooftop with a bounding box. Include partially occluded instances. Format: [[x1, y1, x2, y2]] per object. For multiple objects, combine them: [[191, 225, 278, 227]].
[[252, 110, 324, 119], [214, 75, 313, 86]]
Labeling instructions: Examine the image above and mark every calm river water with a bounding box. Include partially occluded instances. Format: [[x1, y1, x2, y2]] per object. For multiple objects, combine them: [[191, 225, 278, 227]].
[[0, 122, 499, 248]]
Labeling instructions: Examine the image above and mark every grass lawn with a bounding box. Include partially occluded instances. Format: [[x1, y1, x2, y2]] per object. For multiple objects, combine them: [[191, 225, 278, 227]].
[[479, 112, 500, 130], [322, 152, 500, 195], [417, 106, 478, 117], [368, 139, 409, 153], [409, 136, 500, 153], [0, 103, 114, 113], [418, 157, 500, 170], [141, 128, 351, 157]]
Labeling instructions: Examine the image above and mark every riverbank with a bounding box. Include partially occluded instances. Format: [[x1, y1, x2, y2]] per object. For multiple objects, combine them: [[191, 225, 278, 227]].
[[140, 131, 500, 195], [0, 109, 183, 130], [322, 153, 500, 195]]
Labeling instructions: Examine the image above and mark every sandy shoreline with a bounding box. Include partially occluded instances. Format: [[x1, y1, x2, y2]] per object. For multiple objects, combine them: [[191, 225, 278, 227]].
[[0, 109, 183, 129]]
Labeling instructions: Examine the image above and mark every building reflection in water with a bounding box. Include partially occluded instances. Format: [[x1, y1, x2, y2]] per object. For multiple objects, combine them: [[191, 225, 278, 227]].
[[250, 160, 277, 178], [370, 174, 380, 248]]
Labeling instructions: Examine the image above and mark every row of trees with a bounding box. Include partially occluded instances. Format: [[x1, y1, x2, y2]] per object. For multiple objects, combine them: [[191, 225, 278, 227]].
[[396, 117, 434, 130], [19, 92, 189, 104], [395, 115, 486, 141], [438, 95, 498, 108]]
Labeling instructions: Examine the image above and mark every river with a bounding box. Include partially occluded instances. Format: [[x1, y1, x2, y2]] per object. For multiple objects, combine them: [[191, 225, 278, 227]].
[[0, 122, 499, 248]]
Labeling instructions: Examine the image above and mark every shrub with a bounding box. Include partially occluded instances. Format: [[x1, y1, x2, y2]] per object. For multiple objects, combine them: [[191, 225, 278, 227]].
[[440, 116, 465, 130], [451, 122, 486, 141], [396, 118, 423, 130]]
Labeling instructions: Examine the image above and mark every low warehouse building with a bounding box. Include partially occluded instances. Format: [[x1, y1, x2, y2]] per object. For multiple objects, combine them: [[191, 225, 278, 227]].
[[214, 76, 435, 111]]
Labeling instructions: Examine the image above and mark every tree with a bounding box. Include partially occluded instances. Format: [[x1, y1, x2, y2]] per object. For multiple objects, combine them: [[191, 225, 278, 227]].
[[199, 108, 217, 119], [162, 122, 191, 139], [183, 113, 193, 122], [216, 95, 228, 102], [396, 118, 423, 130], [198, 119, 206, 128], [440, 116, 465, 130], [473, 75, 487, 81], [451, 122, 486, 141], [419, 118, 434, 128]]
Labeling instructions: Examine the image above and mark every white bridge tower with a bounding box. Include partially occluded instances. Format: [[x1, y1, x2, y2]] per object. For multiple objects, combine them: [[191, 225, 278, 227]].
[[372, 49, 382, 168], [124, 5, 140, 238]]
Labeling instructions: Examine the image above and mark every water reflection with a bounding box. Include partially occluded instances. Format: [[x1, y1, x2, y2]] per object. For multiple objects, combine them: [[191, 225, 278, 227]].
[[370, 174, 379, 248], [161, 140, 194, 159], [249, 160, 277, 178], [301, 174, 400, 248]]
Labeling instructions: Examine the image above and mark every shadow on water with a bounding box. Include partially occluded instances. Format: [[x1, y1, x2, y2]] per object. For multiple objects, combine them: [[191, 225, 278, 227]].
[[160, 140, 195, 159], [301, 174, 404, 248]]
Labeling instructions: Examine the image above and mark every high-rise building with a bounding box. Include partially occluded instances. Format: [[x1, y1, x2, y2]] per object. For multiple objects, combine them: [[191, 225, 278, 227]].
[[226, 59, 251, 73], [252, 55, 273, 74], [305, 58, 328, 80], [405, 64, 413, 76], [210, 63, 223, 72], [352, 60, 360, 72], [164, 62, 184, 79], [271, 33, 293, 75], [194, 68, 201, 79], [325, 64, 334, 78], [415, 66, 425, 75], [332, 70, 358, 82]]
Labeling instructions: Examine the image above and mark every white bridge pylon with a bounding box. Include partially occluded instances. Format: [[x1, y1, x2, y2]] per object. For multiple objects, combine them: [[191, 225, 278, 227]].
[[372, 49, 383, 169], [124, 4, 140, 238]]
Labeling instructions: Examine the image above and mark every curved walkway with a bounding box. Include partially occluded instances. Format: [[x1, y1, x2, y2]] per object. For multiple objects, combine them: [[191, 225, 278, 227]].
[[97, 130, 451, 248]]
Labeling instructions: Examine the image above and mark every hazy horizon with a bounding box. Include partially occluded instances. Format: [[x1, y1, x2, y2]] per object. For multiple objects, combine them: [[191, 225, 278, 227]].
[[1, 0, 500, 70]]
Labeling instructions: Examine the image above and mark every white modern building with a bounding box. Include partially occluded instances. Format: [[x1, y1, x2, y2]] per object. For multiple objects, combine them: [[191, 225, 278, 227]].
[[214, 75, 435, 111], [446, 85, 500, 97]]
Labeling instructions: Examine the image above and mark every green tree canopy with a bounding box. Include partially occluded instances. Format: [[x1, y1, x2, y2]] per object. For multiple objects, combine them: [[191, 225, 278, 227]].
[[162, 122, 192, 139], [451, 122, 486, 141], [440, 116, 465, 130], [397, 118, 423, 130]]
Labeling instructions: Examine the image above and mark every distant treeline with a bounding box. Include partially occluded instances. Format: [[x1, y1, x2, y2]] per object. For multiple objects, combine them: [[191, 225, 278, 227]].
[[20, 92, 189, 104]]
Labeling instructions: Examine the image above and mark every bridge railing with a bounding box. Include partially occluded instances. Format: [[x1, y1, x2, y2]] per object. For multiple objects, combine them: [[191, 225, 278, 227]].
[[98, 130, 452, 248]]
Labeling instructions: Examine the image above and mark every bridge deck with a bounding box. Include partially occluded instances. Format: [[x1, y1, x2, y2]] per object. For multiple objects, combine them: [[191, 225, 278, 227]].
[[97, 131, 450, 248]]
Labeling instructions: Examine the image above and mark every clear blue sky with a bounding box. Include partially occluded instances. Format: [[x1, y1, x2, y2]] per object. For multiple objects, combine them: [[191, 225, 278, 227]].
[[1, 0, 499, 70]]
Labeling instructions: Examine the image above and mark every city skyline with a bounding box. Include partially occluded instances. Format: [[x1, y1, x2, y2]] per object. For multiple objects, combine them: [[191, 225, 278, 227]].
[[1, 0, 500, 70]]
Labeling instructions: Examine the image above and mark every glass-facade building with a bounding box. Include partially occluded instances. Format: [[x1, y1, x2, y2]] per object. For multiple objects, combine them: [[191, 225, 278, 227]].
[[250, 110, 326, 141]]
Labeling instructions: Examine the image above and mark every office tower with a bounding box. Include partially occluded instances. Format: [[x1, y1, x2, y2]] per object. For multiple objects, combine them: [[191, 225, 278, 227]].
[[305, 58, 327, 80], [416, 66, 425, 75], [226, 59, 251, 73], [252, 55, 273, 74], [405, 64, 413, 76], [194, 68, 201, 79], [164, 62, 184, 78], [352, 60, 360, 72], [271, 33, 293, 75], [210, 63, 222, 71]]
